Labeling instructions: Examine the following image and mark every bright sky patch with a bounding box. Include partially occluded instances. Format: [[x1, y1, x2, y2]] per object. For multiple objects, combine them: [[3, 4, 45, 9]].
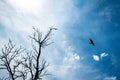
[[8, 0, 46, 12]]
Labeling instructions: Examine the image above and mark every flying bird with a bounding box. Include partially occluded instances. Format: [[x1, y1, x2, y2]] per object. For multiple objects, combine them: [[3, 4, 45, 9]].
[[89, 38, 95, 46]]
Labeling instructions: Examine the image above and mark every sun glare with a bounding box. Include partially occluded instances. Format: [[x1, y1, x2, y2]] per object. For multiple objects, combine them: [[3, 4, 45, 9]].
[[8, 0, 46, 12]]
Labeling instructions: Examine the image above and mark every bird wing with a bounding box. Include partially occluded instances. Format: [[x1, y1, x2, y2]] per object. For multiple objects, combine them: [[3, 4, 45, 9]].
[[89, 38, 95, 46]]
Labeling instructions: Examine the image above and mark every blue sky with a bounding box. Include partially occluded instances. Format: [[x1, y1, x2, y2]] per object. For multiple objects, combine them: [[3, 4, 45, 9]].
[[0, 0, 120, 80]]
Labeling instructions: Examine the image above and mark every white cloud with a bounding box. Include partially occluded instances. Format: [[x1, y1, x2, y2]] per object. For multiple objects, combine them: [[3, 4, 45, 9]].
[[92, 52, 108, 61], [42, 34, 80, 80], [63, 52, 80, 69], [98, 7, 112, 21], [62, 35, 80, 68], [104, 76, 117, 80], [75, 54, 80, 60], [92, 55, 99, 61], [100, 52, 108, 59]]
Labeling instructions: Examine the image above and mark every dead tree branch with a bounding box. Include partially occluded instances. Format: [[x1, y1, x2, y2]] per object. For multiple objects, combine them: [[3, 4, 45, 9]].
[[0, 40, 25, 80], [21, 27, 57, 80], [0, 27, 57, 80]]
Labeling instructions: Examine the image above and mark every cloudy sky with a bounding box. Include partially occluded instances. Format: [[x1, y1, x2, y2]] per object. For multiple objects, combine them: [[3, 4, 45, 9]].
[[0, 0, 120, 80]]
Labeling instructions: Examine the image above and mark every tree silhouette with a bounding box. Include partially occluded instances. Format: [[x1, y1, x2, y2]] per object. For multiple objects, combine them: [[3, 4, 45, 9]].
[[0, 39, 25, 80], [0, 27, 56, 80]]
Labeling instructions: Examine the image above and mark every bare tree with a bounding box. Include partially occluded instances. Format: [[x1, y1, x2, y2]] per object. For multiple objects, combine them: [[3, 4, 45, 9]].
[[0, 39, 25, 80], [0, 27, 56, 80]]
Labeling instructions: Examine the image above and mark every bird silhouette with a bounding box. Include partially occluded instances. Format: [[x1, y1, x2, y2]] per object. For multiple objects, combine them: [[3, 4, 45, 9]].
[[89, 38, 95, 46]]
